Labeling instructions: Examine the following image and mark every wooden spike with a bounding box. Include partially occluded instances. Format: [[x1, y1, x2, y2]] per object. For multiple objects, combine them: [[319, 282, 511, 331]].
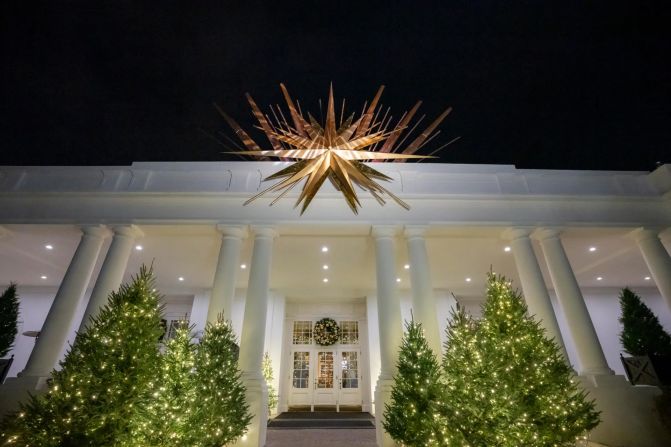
[[246, 93, 282, 151], [380, 101, 422, 153], [214, 103, 262, 151], [354, 85, 385, 138], [403, 107, 453, 155], [279, 83, 307, 137], [324, 83, 337, 147]]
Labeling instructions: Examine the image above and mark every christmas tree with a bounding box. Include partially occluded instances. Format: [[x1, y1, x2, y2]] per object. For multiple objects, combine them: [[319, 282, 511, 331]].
[[619, 287, 671, 356], [440, 304, 483, 443], [0, 283, 19, 359], [383, 318, 465, 446], [442, 273, 600, 446], [263, 352, 278, 415], [125, 324, 197, 447], [0, 266, 164, 447], [187, 315, 251, 447]]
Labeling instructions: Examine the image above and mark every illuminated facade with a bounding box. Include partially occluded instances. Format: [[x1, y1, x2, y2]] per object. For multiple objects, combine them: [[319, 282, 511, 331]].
[[0, 161, 670, 446]]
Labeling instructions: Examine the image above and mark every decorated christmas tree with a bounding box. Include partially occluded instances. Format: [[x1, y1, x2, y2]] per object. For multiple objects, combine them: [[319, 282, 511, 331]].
[[440, 304, 483, 443], [383, 318, 465, 447], [125, 324, 197, 447], [187, 315, 251, 447], [0, 283, 19, 359], [263, 352, 278, 415], [443, 273, 600, 446], [0, 266, 164, 447], [619, 287, 671, 356]]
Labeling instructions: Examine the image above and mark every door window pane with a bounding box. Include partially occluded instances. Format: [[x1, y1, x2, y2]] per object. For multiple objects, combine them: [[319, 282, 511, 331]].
[[317, 351, 334, 389], [292, 321, 312, 344], [292, 351, 310, 388], [341, 351, 359, 389]]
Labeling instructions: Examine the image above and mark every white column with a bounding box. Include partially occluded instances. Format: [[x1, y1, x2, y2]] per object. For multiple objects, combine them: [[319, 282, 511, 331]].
[[78, 225, 142, 333], [535, 229, 613, 376], [372, 225, 403, 447], [632, 227, 671, 311], [237, 226, 276, 447], [503, 228, 569, 361], [404, 226, 442, 355], [22, 225, 107, 377], [207, 225, 247, 323]]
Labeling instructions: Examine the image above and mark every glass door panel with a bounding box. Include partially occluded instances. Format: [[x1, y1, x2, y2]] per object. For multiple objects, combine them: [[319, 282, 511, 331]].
[[289, 351, 311, 406], [314, 351, 337, 405], [338, 350, 361, 407]]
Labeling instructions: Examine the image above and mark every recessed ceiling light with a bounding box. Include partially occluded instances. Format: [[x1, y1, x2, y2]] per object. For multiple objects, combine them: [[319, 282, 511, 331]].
[[135, 245, 143, 251], [45, 244, 53, 250], [321, 246, 329, 253], [644, 276, 651, 280], [323, 264, 329, 270], [178, 276, 185, 282], [40, 275, 47, 280], [465, 277, 472, 282], [596, 276, 603, 281], [589, 247, 597, 252], [504, 246, 511, 252], [404, 264, 410, 269], [323, 278, 329, 283], [240, 264, 247, 269], [396, 278, 401, 283]]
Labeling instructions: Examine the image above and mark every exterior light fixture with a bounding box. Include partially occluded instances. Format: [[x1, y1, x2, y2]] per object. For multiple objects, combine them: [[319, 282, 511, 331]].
[[596, 276, 603, 281], [404, 264, 410, 269], [135, 245, 143, 251], [323, 278, 329, 283], [589, 247, 597, 252], [504, 246, 511, 252], [45, 244, 53, 250], [323, 265, 329, 270], [465, 277, 472, 282], [240, 264, 247, 269], [40, 275, 47, 280], [178, 276, 185, 282], [321, 246, 329, 253]]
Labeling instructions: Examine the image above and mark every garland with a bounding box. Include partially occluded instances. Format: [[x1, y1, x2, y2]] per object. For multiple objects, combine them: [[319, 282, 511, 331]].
[[313, 318, 341, 346]]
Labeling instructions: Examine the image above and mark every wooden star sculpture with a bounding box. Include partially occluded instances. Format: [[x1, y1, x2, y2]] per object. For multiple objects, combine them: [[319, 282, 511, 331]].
[[218, 84, 456, 215]]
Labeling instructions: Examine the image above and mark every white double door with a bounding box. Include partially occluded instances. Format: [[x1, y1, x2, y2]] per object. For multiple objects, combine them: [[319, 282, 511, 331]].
[[289, 347, 361, 410]]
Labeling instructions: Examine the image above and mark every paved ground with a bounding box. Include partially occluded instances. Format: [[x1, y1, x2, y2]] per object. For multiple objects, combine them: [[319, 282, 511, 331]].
[[266, 428, 377, 447]]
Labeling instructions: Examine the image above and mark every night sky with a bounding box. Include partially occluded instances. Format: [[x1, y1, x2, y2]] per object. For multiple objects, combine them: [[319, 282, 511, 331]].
[[1, 1, 669, 170]]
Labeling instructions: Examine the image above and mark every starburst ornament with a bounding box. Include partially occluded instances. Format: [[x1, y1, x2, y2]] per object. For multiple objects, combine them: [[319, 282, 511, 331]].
[[219, 84, 456, 214]]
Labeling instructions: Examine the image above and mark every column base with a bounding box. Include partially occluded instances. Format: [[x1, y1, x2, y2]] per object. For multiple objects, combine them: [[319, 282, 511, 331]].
[[577, 374, 670, 447], [233, 372, 268, 447], [0, 375, 49, 417], [374, 376, 398, 447]]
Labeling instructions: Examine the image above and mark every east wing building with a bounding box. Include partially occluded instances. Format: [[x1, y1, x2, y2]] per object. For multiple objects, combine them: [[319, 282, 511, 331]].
[[1, 161, 670, 446]]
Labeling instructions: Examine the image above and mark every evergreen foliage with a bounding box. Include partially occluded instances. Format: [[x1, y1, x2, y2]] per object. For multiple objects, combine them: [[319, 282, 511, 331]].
[[0, 266, 164, 447], [187, 315, 251, 447], [125, 325, 197, 446], [383, 318, 465, 446], [442, 273, 600, 446], [619, 287, 671, 356], [262, 352, 278, 415], [0, 283, 19, 358]]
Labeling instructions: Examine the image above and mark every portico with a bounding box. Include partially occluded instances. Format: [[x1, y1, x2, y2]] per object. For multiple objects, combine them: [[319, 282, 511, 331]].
[[1, 161, 671, 446]]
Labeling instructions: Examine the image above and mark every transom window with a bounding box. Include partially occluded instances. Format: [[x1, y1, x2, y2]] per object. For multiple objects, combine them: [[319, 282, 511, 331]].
[[339, 320, 359, 344], [292, 320, 312, 344]]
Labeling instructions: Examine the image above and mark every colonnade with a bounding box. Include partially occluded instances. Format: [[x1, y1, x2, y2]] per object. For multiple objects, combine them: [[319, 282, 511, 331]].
[[2, 223, 671, 447]]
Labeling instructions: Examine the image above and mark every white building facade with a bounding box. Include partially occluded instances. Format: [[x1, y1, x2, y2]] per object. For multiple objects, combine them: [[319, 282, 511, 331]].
[[1, 161, 670, 446]]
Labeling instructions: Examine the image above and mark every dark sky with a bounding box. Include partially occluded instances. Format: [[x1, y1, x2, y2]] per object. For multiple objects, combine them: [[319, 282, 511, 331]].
[[1, 1, 669, 170]]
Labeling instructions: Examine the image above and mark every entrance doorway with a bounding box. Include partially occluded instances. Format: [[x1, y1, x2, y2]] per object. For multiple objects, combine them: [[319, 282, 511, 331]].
[[288, 348, 362, 411]]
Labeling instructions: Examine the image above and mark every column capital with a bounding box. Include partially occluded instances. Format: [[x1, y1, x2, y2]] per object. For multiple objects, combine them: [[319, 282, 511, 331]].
[[403, 225, 429, 239], [532, 227, 563, 242], [216, 224, 248, 239], [371, 225, 400, 239], [629, 227, 664, 243], [111, 224, 144, 239], [80, 224, 110, 239], [250, 226, 277, 239], [501, 227, 535, 241]]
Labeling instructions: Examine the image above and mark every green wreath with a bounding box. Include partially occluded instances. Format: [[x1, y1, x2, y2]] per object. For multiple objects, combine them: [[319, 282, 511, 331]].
[[313, 318, 341, 346]]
